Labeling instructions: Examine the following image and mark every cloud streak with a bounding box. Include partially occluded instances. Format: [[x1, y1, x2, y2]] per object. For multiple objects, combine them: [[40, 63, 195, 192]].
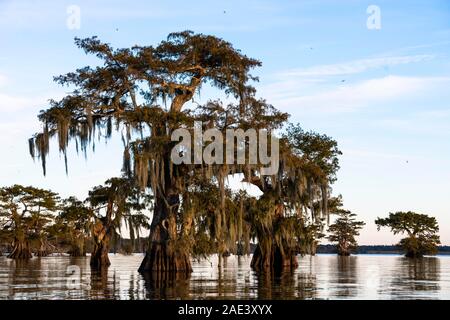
[[0, 93, 50, 113], [280, 55, 434, 77], [0, 74, 7, 87], [262, 76, 450, 114]]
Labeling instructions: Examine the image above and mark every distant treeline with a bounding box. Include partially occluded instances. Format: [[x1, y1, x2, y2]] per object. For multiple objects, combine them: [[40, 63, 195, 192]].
[[316, 244, 450, 255], [113, 240, 450, 256]]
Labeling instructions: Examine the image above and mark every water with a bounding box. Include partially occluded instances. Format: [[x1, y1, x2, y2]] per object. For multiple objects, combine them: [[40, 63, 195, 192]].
[[0, 254, 449, 300]]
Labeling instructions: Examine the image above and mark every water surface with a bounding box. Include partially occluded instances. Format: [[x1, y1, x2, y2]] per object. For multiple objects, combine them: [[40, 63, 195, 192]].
[[0, 254, 449, 299]]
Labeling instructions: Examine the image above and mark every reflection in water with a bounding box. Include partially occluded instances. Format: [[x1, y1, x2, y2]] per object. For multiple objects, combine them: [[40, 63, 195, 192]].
[[0, 254, 449, 299], [255, 270, 298, 299], [142, 271, 190, 299], [334, 256, 359, 298], [89, 268, 111, 299], [386, 257, 440, 299]]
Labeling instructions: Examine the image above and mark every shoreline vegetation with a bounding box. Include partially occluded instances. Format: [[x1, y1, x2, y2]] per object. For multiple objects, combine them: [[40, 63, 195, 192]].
[[3, 241, 449, 257], [315, 244, 450, 255]]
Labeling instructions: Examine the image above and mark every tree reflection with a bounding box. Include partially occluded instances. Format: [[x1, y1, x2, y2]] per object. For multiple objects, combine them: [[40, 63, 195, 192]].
[[89, 267, 112, 299], [7, 258, 43, 299], [142, 271, 190, 299], [334, 256, 359, 298], [254, 262, 319, 300], [389, 257, 440, 297]]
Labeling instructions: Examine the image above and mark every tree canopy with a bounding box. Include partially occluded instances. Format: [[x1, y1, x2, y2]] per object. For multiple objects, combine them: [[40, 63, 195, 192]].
[[375, 211, 440, 258], [327, 208, 365, 256], [28, 31, 343, 272], [0, 185, 60, 258]]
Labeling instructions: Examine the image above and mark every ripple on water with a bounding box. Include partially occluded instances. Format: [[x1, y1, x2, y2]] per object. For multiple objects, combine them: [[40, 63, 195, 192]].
[[0, 254, 449, 300]]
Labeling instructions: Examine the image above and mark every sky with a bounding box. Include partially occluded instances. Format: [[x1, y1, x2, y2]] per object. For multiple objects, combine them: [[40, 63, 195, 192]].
[[1, 0, 450, 245]]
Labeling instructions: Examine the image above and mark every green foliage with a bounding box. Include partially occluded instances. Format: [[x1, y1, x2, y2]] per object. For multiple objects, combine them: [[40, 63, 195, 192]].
[[27, 32, 347, 269], [0, 180, 152, 257], [87, 177, 150, 248], [375, 211, 440, 258], [29, 31, 263, 175], [297, 217, 325, 255], [49, 197, 94, 256], [327, 209, 365, 256], [0, 185, 60, 256], [284, 123, 342, 183]]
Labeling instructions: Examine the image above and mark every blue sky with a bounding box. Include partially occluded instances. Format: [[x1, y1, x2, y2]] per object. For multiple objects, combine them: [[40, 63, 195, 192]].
[[1, 0, 450, 245]]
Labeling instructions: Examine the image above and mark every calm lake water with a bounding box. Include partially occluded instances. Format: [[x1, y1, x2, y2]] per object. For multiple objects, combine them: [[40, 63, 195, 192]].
[[0, 254, 449, 300]]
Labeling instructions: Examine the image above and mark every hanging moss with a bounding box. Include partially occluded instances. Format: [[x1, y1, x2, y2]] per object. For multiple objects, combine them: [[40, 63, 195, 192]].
[[28, 33, 342, 274]]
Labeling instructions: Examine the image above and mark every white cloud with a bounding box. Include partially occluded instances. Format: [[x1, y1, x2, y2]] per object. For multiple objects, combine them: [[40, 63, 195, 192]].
[[280, 55, 434, 77], [0, 1, 60, 29], [0, 93, 49, 113], [0, 74, 7, 87], [344, 149, 411, 161], [0, 93, 34, 112], [374, 106, 450, 136], [262, 76, 450, 114]]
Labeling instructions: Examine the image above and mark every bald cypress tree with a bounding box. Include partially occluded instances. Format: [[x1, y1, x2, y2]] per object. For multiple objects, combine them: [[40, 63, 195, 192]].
[[55, 197, 93, 257], [327, 209, 365, 256], [87, 177, 149, 269], [375, 211, 440, 258], [29, 31, 265, 272], [0, 185, 60, 259], [29, 32, 342, 273]]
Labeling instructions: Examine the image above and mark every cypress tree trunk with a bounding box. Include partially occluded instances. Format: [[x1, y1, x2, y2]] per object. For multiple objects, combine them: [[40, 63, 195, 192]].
[[90, 219, 111, 269], [69, 246, 85, 257], [251, 241, 298, 272], [337, 241, 351, 256], [68, 237, 86, 257], [35, 239, 49, 257], [405, 251, 422, 258], [251, 203, 298, 272], [139, 150, 192, 274], [310, 242, 317, 256], [403, 235, 422, 258], [138, 193, 192, 273], [8, 236, 32, 259]]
